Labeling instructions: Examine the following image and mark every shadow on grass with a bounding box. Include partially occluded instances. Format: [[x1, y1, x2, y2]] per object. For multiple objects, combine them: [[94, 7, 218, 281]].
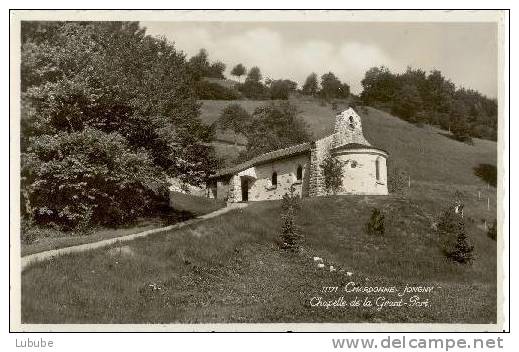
[[438, 132, 474, 145], [473, 163, 497, 187]]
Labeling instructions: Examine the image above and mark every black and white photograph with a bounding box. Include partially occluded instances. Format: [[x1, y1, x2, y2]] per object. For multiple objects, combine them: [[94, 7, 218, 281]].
[[9, 9, 508, 332]]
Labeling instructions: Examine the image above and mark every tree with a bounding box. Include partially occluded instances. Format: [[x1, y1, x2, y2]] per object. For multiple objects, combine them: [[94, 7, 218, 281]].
[[240, 102, 312, 160], [360, 66, 398, 104], [20, 22, 216, 229], [208, 61, 226, 79], [391, 83, 423, 121], [359, 65, 497, 142], [188, 49, 226, 79], [319, 72, 350, 100], [319, 155, 344, 195], [450, 100, 473, 143], [230, 63, 246, 81], [302, 73, 319, 96], [268, 79, 297, 100], [246, 66, 262, 83], [217, 104, 250, 145], [188, 48, 211, 80], [238, 66, 268, 100]]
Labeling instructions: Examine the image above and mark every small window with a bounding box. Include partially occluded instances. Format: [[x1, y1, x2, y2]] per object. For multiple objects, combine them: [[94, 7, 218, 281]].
[[296, 165, 303, 181], [271, 172, 278, 187], [348, 116, 355, 129], [375, 158, 381, 181], [351, 161, 357, 168]]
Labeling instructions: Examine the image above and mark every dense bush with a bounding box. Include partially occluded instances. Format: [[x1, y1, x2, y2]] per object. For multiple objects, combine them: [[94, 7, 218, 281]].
[[22, 128, 167, 230], [279, 186, 303, 251], [437, 204, 474, 264], [319, 155, 344, 195], [237, 80, 270, 100], [487, 219, 497, 241], [474, 163, 497, 187], [195, 80, 241, 100], [365, 208, 385, 236]]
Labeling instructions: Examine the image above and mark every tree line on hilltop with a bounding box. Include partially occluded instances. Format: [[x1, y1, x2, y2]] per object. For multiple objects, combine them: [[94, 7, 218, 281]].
[[360, 66, 497, 142], [190, 48, 351, 101]]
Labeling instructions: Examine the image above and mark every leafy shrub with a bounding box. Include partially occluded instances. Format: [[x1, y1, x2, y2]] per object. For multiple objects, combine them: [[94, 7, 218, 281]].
[[268, 79, 297, 100], [388, 166, 408, 195], [195, 80, 241, 100], [487, 219, 497, 241], [237, 81, 270, 100], [451, 118, 474, 145], [279, 186, 303, 251], [21, 128, 167, 230], [319, 155, 344, 195], [437, 204, 474, 264], [365, 208, 385, 236]]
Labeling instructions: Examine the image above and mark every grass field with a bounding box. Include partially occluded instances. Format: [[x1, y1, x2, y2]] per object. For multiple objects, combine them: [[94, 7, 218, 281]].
[[21, 101, 498, 324], [21, 193, 226, 257], [21, 185, 496, 324], [168, 191, 226, 216]]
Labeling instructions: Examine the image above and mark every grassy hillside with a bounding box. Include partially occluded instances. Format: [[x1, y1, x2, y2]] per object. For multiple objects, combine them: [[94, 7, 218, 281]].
[[22, 193, 225, 257], [169, 191, 225, 216], [22, 193, 496, 324], [201, 97, 497, 186], [21, 96, 498, 325]]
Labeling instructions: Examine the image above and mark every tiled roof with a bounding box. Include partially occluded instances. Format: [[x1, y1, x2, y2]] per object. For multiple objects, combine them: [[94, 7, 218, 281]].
[[332, 143, 389, 155], [210, 142, 312, 178]]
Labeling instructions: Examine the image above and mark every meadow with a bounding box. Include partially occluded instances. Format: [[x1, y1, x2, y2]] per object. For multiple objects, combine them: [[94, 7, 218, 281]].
[[22, 185, 496, 324], [21, 100, 498, 324]]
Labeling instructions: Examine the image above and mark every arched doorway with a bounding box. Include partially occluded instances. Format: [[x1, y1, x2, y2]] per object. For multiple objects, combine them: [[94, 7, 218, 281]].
[[241, 177, 249, 202]]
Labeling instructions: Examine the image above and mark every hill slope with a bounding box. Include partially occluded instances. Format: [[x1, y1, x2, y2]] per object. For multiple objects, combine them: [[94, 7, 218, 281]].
[[201, 97, 497, 186], [22, 194, 496, 324]]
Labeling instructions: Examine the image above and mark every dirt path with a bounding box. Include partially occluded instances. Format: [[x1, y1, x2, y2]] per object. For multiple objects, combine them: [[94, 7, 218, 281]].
[[21, 203, 247, 271]]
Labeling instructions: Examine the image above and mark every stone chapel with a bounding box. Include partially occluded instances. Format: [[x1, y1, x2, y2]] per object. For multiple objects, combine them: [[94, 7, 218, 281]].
[[207, 107, 388, 203]]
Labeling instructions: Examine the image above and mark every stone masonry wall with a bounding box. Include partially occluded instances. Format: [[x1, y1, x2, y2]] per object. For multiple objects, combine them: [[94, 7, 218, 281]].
[[332, 108, 371, 148], [308, 135, 335, 197]]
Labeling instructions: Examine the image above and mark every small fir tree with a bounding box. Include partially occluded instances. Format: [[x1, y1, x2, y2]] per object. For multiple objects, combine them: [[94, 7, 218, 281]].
[[279, 186, 303, 251], [437, 199, 474, 264], [366, 208, 385, 236]]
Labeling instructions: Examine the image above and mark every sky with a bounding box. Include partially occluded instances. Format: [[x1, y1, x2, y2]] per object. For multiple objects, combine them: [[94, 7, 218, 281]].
[[142, 21, 498, 98]]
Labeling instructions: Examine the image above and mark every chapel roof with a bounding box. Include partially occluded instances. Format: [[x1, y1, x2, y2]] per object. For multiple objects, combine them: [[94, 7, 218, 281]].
[[331, 142, 388, 155], [210, 142, 312, 178]]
